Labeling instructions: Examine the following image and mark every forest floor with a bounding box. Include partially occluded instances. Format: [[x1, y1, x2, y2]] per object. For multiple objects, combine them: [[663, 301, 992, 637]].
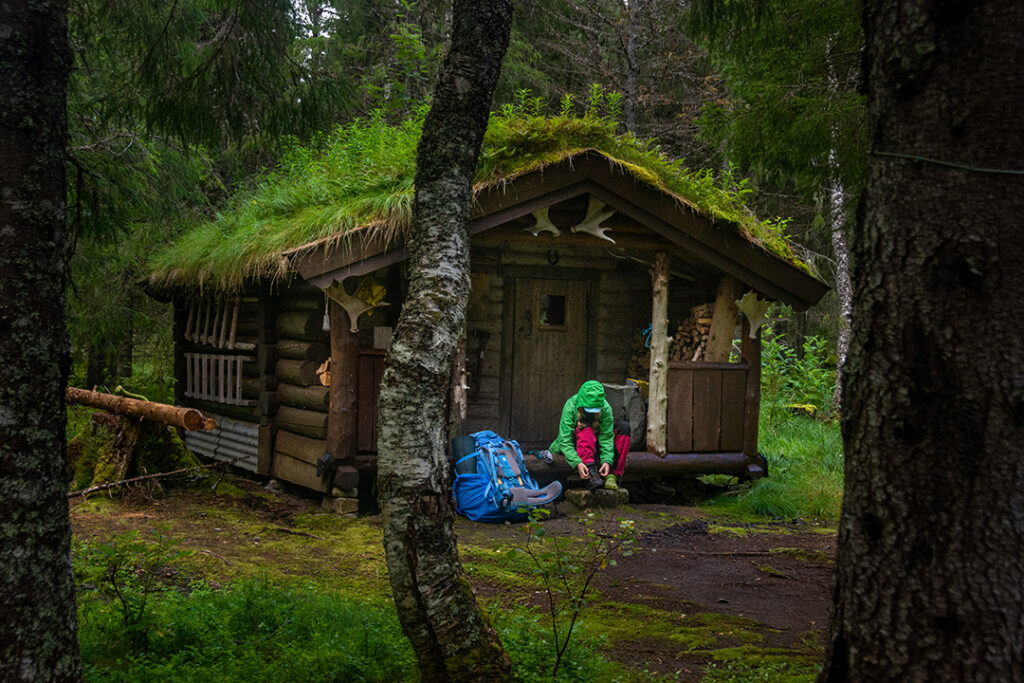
[[69, 471, 834, 681]]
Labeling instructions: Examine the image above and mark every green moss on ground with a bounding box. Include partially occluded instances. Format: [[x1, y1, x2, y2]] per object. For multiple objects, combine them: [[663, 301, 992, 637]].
[[769, 547, 831, 563], [575, 601, 768, 652]]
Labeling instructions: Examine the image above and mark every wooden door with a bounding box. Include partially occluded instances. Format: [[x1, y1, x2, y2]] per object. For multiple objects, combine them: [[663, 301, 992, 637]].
[[510, 278, 589, 445]]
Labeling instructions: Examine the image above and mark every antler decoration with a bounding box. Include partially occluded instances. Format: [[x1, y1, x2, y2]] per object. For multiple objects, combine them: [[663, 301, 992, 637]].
[[570, 196, 616, 243], [523, 206, 561, 237], [323, 276, 389, 333], [735, 290, 771, 339]]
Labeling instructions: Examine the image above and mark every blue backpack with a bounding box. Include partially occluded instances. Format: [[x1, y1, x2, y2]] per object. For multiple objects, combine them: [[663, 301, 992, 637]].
[[453, 430, 562, 523]]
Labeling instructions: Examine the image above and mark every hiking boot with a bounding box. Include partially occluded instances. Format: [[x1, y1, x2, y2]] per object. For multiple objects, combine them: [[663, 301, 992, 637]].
[[604, 474, 618, 490], [587, 470, 603, 490]]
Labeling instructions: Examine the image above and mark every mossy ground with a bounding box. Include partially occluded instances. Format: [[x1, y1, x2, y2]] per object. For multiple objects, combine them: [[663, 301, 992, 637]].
[[70, 473, 832, 681]]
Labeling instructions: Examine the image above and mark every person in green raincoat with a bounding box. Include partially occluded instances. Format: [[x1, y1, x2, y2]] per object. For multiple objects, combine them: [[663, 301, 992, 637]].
[[547, 380, 631, 489]]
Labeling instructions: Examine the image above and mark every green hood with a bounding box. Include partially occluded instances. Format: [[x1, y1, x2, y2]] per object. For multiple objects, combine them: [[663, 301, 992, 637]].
[[576, 381, 606, 411]]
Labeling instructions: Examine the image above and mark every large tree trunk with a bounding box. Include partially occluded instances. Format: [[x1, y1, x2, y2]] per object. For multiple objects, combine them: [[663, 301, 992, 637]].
[[821, 1, 1024, 680], [0, 2, 81, 681], [375, 1, 513, 680]]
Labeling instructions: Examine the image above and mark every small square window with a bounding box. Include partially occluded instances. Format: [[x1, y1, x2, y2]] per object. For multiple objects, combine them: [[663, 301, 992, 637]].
[[539, 294, 566, 327]]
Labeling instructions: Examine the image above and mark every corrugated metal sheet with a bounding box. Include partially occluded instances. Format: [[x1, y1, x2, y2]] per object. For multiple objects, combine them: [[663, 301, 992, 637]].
[[184, 414, 259, 472]]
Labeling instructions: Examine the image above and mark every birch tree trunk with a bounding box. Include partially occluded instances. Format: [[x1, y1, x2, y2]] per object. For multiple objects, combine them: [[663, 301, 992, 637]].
[[827, 177, 852, 409], [646, 252, 669, 457], [824, 35, 853, 411], [375, 1, 513, 680], [821, 1, 1024, 679], [0, 2, 81, 680]]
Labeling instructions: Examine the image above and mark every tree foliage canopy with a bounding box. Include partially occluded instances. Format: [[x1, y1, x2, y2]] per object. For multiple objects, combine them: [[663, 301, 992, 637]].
[[690, 0, 866, 198]]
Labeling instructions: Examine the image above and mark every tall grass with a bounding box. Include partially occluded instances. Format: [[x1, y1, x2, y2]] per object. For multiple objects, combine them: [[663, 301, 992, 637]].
[[148, 91, 804, 293]]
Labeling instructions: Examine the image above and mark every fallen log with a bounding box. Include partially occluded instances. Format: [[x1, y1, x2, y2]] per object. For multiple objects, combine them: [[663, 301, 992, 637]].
[[66, 387, 213, 431]]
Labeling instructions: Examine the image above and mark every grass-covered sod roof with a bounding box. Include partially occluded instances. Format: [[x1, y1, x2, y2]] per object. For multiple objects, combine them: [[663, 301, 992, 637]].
[[148, 104, 806, 293]]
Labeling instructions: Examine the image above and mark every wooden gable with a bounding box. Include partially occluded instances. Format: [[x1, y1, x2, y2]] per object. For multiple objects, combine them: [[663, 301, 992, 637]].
[[287, 149, 828, 311]]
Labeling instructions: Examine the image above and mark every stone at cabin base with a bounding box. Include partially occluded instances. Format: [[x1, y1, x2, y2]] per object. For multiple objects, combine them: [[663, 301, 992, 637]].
[[322, 496, 359, 514], [564, 487, 629, 509]]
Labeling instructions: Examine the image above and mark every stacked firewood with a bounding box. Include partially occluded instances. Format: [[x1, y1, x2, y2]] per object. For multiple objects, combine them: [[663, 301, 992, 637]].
[[628, 303, 715, 376], [669, 303, 714, 362]]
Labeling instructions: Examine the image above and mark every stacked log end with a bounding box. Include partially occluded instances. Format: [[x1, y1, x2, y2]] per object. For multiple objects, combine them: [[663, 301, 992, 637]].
[[628, 303, 716, 376]]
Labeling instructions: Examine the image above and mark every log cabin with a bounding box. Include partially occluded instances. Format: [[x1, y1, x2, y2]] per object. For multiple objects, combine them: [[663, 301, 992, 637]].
[[147, 123, 827, 506]]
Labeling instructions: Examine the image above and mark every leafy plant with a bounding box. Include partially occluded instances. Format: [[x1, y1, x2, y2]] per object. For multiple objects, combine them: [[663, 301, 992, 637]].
[[512, 509, 636, 677], [76, 579, 419, 681], [760, 323, 836, 422], [74, 526, 192, 649]]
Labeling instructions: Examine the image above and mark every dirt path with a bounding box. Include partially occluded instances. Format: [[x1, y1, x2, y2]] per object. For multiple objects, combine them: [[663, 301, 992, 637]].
[[69, 476, 833, 680]]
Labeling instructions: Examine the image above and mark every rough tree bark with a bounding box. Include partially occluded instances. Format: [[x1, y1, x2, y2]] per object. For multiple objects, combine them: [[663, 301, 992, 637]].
[[0, 1, 82, 681], [821, 1, 1024, 680], [375, 1, 513, 680]]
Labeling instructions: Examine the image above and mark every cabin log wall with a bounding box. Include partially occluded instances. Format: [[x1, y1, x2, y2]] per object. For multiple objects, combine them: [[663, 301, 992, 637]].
[[464, 271, 504, 434]]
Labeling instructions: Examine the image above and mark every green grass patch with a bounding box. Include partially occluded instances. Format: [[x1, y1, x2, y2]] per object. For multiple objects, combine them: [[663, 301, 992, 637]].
[[74, 529, 631, 682], [701, 659, 820, 683], [701, 411, 843, 524], [78, 579, 419, 682]]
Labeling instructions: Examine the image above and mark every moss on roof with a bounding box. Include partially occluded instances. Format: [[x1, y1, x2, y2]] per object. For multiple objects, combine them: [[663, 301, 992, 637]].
[[148, 106, 805, 293]]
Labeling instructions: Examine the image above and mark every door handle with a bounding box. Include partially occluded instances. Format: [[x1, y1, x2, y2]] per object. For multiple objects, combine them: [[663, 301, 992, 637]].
[[522, 310, 532, 338]]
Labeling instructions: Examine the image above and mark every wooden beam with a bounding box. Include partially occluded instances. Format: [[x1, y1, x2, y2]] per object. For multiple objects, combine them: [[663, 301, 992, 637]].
[[276, 338, 329, 361], [741, 317, 761, 458], [327, 301, 359, 462], [582, 180, 827, 311], [276, 358, 323, 386], [275, 311, 324, 341], [646, 252, 670, 457], [278, 382, 330, 411], [705, 275, 743, 362], [257, 424, 273, 475], [275, 429, 329, 466], [258, 288, 280, 427]]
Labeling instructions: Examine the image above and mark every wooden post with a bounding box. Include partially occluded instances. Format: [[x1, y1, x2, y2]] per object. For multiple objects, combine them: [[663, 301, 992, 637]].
[[258, 290, 280, 427], [706, 275, 742, 362], [327, 300, 358, 462], [257, 288, 279, 480], [173, 297, 187, 406], [741, 317, 761, 459], [647, 252, 669, 457]]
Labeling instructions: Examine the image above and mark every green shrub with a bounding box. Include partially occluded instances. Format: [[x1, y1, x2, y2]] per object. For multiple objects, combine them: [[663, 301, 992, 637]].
[[490, 609, 628, 682], [761, 324, 836, 423]]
